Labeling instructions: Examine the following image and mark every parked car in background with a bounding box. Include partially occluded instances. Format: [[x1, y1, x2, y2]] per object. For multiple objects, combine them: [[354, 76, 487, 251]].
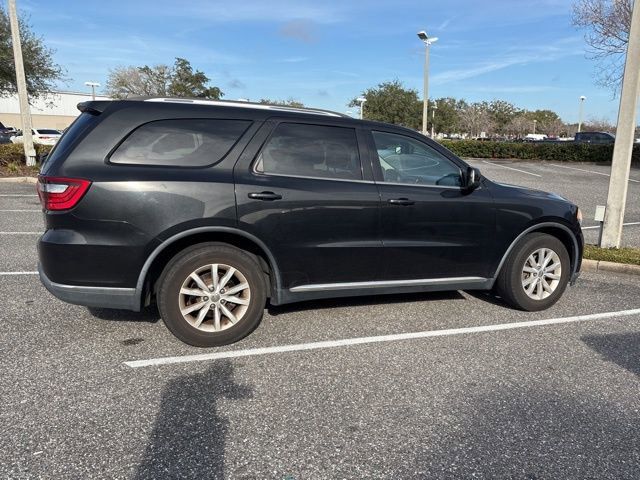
[[38, 98, 583, 347], [0, 133, 12, 144], [574, 131, 615, 145], [11, 129, 62, 146], [523, 134, 547, 142]]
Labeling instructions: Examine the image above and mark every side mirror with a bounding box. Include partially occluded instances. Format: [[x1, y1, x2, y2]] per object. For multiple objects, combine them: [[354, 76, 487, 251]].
[[464, 166, 482, 191]]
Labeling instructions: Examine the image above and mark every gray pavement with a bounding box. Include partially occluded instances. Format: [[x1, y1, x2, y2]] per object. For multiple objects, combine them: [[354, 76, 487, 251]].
[[1, 176, 640, 479]]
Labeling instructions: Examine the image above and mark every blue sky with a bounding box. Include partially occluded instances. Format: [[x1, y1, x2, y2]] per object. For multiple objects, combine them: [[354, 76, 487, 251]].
[[19, 0, 627, 123]]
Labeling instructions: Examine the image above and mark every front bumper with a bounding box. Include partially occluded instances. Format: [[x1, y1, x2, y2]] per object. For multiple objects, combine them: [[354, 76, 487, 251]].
[[38, 263, 140, 311]]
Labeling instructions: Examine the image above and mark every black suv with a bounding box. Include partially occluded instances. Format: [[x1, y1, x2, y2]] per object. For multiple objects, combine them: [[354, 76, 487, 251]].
[[574, 131, 615, 145], [38, 99, 583, 347]]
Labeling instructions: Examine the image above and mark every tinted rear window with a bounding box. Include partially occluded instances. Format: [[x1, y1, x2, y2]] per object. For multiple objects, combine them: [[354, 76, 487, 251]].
[[41, 112, 100, 173], [110, 119, 251, 167], [37, 129, 61, 135]]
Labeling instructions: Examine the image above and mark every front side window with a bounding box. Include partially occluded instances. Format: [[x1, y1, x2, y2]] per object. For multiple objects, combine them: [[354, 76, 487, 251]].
[[372, 131, 462, 187], [255, 123, 361, 180], [110, 119, 251, 167]]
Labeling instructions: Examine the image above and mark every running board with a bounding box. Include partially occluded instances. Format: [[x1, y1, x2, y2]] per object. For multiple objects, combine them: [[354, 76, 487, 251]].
[[290, 276, 488, 292]]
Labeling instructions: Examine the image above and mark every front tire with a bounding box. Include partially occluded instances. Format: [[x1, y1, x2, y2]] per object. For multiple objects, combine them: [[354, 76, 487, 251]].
[[495, 233, 570, 311], [157, 243, 267, 347]]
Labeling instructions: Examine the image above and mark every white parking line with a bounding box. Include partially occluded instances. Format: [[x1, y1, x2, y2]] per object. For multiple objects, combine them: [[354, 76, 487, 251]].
[[0, 194, 38, 197], [0, 271, 38, 276], [0, 232, 40, 235], [0, 209, 41, 212], [482, 161, 542, 177], [582, 221, 640, 231], [550, 164, 640, 183], [124, 308, 640, 368]]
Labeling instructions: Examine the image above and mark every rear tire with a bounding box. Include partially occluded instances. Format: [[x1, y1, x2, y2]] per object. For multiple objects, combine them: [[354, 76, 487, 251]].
[[157, 243, 266, 347], [495, 233, 570, 311]]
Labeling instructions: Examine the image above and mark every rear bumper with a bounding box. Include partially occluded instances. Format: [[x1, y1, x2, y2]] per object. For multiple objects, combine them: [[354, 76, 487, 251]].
[[38, 263, 140, 311]]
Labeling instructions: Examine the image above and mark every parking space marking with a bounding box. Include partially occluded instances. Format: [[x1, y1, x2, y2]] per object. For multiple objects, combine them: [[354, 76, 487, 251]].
[[124, 308, 640, 368], [482, 161, 542, 177], [0, 209, 41, 212], [550, 164, 640, 183], [582, 221, 640, 231], [0, 232, 40, 235], [0, 271, 38, 276], [0, 194, 38, 197]]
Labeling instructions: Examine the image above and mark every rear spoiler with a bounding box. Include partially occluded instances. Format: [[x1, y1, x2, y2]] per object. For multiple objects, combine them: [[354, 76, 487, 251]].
[[77, 101, 111, 115]]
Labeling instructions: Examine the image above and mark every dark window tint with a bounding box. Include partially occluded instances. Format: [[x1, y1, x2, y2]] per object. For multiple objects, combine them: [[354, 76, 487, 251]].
[[41, 112, 100, 172], [255, 123, 361, 180], [36, 129, 61, 135], [372, 131, 462, 187], [110, 119, 251, 167]]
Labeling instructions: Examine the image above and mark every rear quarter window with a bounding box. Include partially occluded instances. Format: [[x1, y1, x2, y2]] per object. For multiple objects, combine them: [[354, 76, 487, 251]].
[[110, 119, 251, 167]]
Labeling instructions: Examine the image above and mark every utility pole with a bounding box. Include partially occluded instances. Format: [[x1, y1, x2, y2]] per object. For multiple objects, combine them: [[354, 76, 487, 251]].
[[84, 81, 100, 100], [578, 96, 586, 133], [600, 0, 640, 248], [8, 0, 36, 166], [417, 31, 438, 136], [431, 101, 437, 138]]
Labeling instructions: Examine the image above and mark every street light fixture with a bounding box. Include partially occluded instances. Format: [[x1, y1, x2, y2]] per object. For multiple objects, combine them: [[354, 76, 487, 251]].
[[533, 119, 537, 135], [356, 96, 366, 120], [578, 95, 586, 133], [417, 30, 438, 136], [84, 81, 100, 100]]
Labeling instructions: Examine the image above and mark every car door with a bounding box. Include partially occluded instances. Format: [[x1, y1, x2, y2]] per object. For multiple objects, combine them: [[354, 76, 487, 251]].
[[366, 128, 496, 280], [234, 119, 382, 290]]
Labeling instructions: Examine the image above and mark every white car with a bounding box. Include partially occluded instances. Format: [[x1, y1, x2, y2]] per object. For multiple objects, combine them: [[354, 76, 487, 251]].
[[11, 129, 62, 146]]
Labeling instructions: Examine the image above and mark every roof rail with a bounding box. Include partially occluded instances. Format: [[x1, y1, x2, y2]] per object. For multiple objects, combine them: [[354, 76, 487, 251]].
[[142, 97, 350, 118]]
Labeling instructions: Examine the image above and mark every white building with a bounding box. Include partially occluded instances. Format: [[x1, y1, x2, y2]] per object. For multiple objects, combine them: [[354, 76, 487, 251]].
[[0, 90, 111, 131]]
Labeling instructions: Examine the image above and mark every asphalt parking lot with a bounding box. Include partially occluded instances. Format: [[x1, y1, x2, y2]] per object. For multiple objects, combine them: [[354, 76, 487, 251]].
[[1, 167, 640, 479]]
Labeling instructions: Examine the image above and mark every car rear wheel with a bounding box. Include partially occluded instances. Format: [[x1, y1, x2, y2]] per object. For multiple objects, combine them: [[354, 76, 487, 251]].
[[495, 233, 570, 311], [158, 243, 267, 347]]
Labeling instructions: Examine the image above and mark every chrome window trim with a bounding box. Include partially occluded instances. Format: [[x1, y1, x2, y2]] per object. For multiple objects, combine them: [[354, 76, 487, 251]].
[[250, 170, 376, 185], [290, 276, 487, 292]]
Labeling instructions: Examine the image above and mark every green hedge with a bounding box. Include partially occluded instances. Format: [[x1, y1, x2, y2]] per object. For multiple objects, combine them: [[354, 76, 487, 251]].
[[0, 143, 52, 166], [439, 140, 640, 164]]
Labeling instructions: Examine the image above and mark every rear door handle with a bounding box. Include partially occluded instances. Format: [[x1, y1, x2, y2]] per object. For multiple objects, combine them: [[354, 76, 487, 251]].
[[248, 191, 282, 201], [388, 198, 414, 206]]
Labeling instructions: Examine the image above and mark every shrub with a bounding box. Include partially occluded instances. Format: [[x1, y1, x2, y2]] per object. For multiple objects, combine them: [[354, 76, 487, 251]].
[[0, 143, 52, 166], [438, 140, 640, 164]]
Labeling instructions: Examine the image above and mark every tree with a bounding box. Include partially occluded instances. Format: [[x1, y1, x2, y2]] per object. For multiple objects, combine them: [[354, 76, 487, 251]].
[[506, 115, 532, 138], [350, 80, 421, 129], [584, 116, 616, 133], [0, 6, 63, 98], [258, 98, 304, 108], [525, 109, 564, 135], [106, 57, 223, 99], [572, 0, 633, 91], [431, 97, 467, 135], [487, 100, 519, 134], [459, 102, 495, 137]]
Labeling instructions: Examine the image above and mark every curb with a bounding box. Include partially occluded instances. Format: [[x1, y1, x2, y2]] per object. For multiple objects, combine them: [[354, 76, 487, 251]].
[[582, 259, 640, 276], [0, 176, 37, 184]]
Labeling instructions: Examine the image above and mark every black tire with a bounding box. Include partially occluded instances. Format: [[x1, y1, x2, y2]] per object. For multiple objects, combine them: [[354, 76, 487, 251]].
[[157, 243, 267, 347], [495, 233, 570, 311]]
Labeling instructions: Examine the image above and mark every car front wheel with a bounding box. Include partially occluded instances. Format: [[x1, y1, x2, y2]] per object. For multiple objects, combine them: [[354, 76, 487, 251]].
[[495, 232, 571, 311]]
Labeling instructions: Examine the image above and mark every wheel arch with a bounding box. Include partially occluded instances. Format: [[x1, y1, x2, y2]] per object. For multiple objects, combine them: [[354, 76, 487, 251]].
[[491, 221, 580, 284], [136, 227, 281, 308]]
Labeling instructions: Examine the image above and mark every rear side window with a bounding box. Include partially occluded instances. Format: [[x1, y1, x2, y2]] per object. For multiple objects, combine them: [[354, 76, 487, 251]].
[[254, 123, 361, 180], [41, 112, 100, 173], [110, 119, 251, 167]]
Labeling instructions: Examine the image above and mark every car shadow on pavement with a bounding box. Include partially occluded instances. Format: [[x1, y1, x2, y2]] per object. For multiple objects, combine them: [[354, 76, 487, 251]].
[[87, 305, 161, 323], [134, 360, 252, 480], [581, 332, 640, 377], [267, 290, 466, 316]]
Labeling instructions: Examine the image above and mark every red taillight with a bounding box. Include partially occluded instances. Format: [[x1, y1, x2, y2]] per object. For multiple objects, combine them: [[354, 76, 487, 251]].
[[37, 176, 91, 211]]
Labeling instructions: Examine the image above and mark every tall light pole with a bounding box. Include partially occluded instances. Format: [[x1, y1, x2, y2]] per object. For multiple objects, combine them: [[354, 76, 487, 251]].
[[601, 0, 640, 248], [8, 0, 36, 166], [431, 101, 437, 138], [533, 119, 537, 135], [578, 95, 586, 132], [84, 81, 100, 100], [356, 96, 366, 120], [417, 30, 438, 136]]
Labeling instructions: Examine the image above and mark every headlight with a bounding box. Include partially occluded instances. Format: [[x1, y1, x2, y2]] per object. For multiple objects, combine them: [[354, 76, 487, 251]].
[[576, 208, 583, 225]]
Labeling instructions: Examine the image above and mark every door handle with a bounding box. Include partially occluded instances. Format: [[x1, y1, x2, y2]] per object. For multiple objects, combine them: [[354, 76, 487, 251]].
[[388, 198, 414, 206], [248, 191, 282, 201]]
